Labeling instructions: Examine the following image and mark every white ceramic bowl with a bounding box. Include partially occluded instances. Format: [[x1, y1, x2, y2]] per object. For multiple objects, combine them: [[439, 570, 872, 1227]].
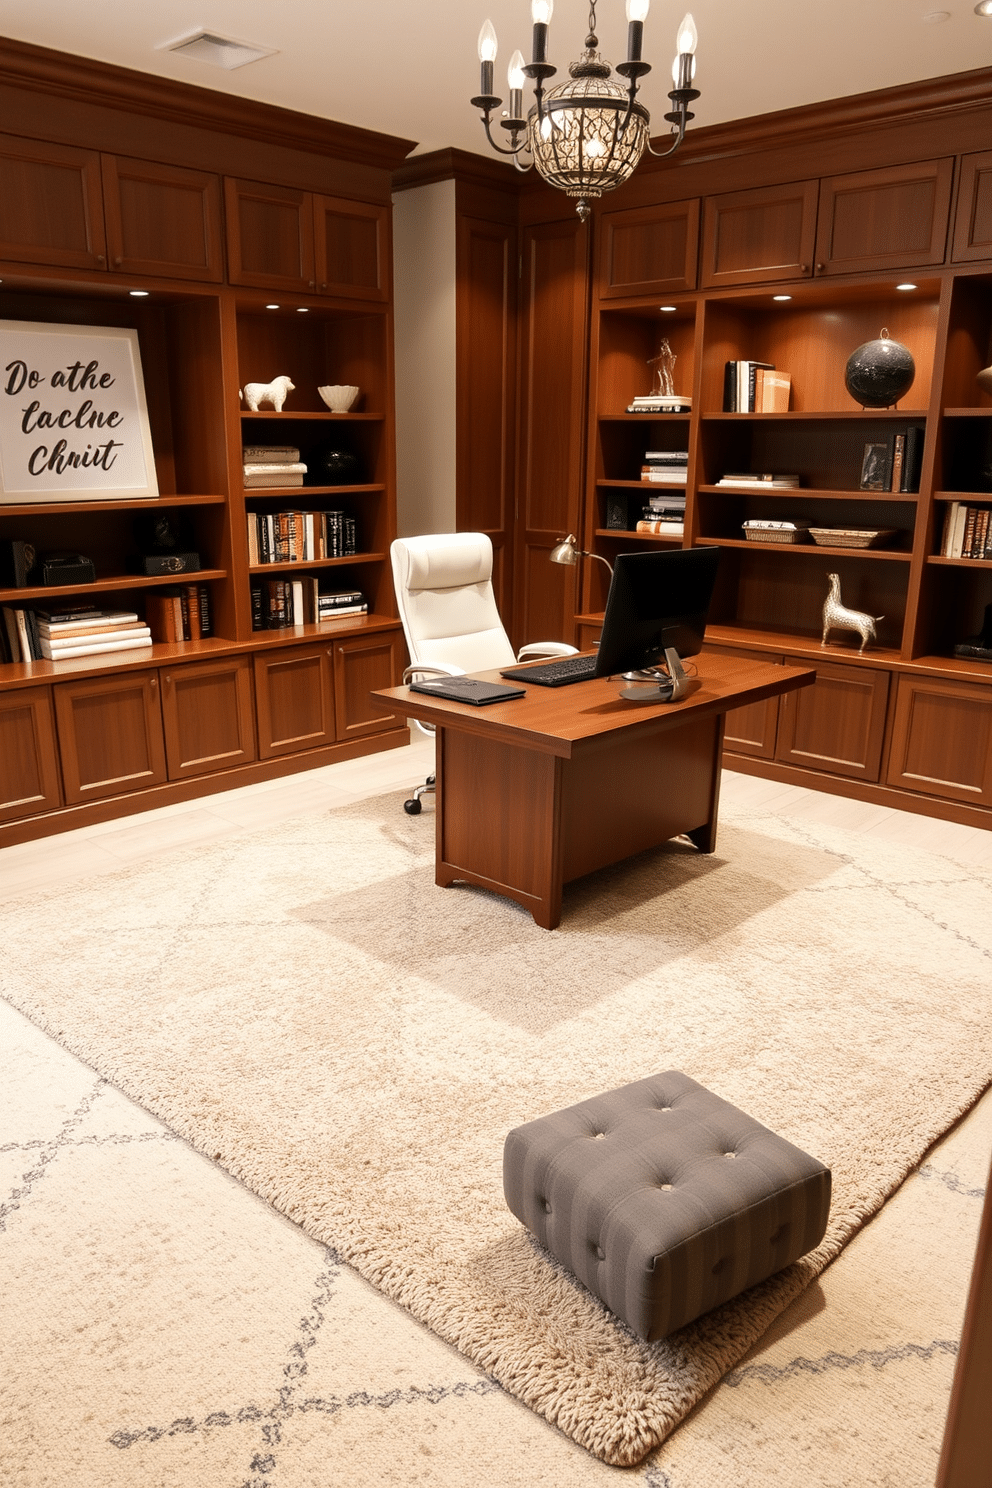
[[318, 384, 360, 413]]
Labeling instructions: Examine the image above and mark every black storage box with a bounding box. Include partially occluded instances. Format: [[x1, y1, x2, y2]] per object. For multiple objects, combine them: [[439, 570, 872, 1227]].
[[39, 552, 96, 586], [135, 551, 201, 576]]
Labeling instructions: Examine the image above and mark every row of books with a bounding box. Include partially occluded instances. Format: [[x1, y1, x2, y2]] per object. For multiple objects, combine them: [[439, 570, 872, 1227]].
[[247, 509, 358, 564], [939, 502, 992, 560], [0, 585, 216, 663], [641, 450, 689, 484], [636, 491, 685, 536], [244, 445, 307, 490], [250, 581, 367, 631], [859, 431, 923, 493], [723, 361, 791, 413]]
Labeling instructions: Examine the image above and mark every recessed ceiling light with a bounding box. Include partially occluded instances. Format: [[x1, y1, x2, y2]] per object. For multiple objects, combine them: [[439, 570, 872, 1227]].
[[266, 304, 280, 310], [773, 294, 792, 301], [159, 30, 278, 70], [659, 305, 677, 312], [896, 283, 917, 291], [975, 1, 992, 15], [297, 307, 309, 313], [922, 9, 951, 20], [129, 290, 149, 297]]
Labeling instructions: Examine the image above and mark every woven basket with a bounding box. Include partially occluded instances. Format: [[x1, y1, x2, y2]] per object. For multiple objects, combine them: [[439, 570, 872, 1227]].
[[742, 525, 808, 544], [808, 527, 897, 549]]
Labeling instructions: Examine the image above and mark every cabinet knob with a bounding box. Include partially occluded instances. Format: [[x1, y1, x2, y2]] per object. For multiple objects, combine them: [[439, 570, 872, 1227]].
[[321, 282, 327, 290], [799, 263, 808, 273], [149, 676, 158, 688], [96, 254, 105, 264], [114, 256, 122, 266], [309, 280, 316, 289], [816, 262, 825, 273], [164, 674, 172, 684]]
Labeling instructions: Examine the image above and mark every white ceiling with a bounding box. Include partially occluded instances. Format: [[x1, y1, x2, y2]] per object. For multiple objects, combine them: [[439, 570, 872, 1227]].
[[0, 0, 990, 159]]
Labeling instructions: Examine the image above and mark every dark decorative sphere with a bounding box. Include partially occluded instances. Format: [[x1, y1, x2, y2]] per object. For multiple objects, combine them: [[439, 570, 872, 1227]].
[[845, 332, 915, 408], [308, 445, 360, 486]]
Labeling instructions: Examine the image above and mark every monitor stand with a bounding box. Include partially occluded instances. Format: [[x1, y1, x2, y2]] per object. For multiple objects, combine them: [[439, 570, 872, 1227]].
[[619, 647, 693, 703]]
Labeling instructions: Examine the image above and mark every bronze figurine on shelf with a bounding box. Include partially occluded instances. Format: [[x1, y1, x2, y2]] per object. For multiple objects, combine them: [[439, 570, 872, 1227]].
[[821, 573, 882, 652], [627, 337, 692, 413]]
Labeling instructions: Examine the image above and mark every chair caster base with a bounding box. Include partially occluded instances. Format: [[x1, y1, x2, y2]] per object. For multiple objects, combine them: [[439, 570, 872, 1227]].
[[404, 797, 422, 815]]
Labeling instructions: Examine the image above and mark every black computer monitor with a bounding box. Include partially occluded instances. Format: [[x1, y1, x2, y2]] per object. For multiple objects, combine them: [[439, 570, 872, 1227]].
[[594, 547, 720, 699]]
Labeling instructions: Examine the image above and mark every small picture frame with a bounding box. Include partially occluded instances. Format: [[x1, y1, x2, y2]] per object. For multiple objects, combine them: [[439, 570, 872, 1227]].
[[859, 441, 890, 492], [0, 320, 159, 503]]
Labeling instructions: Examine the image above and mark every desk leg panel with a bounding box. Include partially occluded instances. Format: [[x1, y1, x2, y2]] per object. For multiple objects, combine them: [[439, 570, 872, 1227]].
[[435, 727, 563, 927], [561, 714, 721, 883]]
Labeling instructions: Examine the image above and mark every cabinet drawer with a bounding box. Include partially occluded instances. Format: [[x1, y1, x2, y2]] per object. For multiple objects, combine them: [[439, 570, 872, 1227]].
[[706, 645, 783, 759], [597, 199, 699, 298], [102, 156, 224, 281], [333, 631, 401, 740], [775, 661, 889, 781], [815, 160, 953, 276], [952, 151, 992, 264], [700, 180, 818, 288], [53, 671, 167, 804], [253, 643, 335, 757], [0, 133, 106, 271], [0, 685, 62, 822], [886, 675, 992, 806], [160, 656, 256, 778]]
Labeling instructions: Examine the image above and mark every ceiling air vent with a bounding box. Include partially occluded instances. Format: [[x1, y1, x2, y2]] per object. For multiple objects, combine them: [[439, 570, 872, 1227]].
[[160, 31, 278, 70]]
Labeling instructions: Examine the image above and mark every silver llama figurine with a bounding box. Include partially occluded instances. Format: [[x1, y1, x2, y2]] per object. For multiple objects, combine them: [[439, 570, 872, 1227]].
[[821, 573, 883, 653]]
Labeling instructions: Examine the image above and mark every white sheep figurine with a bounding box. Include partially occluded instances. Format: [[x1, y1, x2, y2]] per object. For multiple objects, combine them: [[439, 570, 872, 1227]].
[[821, 572, 883, 652], [240, 375, 295, 413]]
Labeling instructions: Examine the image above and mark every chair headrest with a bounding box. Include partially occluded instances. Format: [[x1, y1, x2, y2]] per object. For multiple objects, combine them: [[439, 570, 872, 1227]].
[[393, 533, 494, 592]]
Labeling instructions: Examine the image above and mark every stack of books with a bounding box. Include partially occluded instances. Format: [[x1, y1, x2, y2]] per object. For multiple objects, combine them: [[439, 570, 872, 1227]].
[[247, 509, 358, 564], [641, 451, 689, 484], [0, 604, 152, 663], [717, 473, 800, 489], [723, 361, 791, 412], [144, 583, 214, 642], [940, 502, 992, 559], [626, 393, 692, 413], [250, 579, 367, 630], [636, 491, 686, 536], [243, 446, 308, 489]]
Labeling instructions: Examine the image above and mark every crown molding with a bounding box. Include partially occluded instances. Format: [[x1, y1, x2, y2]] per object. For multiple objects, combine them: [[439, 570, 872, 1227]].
[[393, 147, 520, 194], [0, 35, 418, 173]]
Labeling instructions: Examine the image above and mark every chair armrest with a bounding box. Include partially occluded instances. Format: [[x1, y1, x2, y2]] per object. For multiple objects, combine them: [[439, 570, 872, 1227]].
[[402, 662, 467, 683], [516, 641, 579, 661]]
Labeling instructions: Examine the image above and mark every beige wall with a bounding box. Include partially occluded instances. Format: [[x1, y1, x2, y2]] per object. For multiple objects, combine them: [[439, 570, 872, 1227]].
[[392, 179, 457, 538]]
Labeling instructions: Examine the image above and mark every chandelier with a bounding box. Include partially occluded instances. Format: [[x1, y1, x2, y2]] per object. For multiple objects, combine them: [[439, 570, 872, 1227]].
[[471, 1, 699, 221]]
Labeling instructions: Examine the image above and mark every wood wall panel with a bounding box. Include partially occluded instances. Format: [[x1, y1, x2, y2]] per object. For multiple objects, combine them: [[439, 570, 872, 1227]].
[[456, 213, 517, 618], [514, 218, 590, 647], [952, 150, 992, 263]]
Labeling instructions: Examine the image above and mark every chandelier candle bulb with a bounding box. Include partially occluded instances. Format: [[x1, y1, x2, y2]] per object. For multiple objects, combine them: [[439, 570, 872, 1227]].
[[626, 0, 650, 63], [477, 19, 497, 98], [508, 49, 526, 119], [531, 0, 553, 64]]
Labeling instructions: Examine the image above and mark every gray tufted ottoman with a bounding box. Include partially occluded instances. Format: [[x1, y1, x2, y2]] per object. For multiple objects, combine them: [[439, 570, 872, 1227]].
[[503, 1070, 831, 1342]]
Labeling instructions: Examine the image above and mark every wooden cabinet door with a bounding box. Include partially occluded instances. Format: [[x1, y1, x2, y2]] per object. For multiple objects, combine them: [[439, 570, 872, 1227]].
[[224, 178, 316, 291], [253, 643, 335, 758], [102, 156, 224, 281], [706, 645, 783, 759], [0, 686, 62, 823], [0, 133, 106, 271], [332, 631, 401, 741], [814, 160, 953, 276], [53, 671, 167, 804], [597, 199, 700, 298], [951, 151, 992, 264], [700, 180, 818, 288], [314, 194, 388, 300], [160, 656, 256, 779], [885, 675, 992, 807], [774, 661, 889, 782]]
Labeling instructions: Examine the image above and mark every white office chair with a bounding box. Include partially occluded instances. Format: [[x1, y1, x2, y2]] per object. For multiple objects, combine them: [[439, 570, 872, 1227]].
[[390, 532, 578, 813]]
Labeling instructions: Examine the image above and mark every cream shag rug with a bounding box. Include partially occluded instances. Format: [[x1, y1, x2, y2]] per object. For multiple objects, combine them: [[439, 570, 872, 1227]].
[[1, 794, 990, 1466]]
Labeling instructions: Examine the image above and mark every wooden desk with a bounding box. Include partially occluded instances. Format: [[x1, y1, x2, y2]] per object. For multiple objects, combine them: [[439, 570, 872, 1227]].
[[373, 653, 815, 930]]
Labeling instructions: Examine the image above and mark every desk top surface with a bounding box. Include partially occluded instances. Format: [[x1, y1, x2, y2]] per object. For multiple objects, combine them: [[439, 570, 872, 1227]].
[[373, 651, 815, 759]]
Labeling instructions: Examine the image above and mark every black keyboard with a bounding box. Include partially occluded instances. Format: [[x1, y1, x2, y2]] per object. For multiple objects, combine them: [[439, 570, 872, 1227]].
[[500, 654, 599, 688]]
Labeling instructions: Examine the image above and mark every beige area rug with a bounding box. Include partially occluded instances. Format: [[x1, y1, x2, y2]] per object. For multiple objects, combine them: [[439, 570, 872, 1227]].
[[1, 794, 990, 1467]]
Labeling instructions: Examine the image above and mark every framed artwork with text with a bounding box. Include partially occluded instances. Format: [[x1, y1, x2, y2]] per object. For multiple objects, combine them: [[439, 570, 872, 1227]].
[[0, 320, 159, 503]]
